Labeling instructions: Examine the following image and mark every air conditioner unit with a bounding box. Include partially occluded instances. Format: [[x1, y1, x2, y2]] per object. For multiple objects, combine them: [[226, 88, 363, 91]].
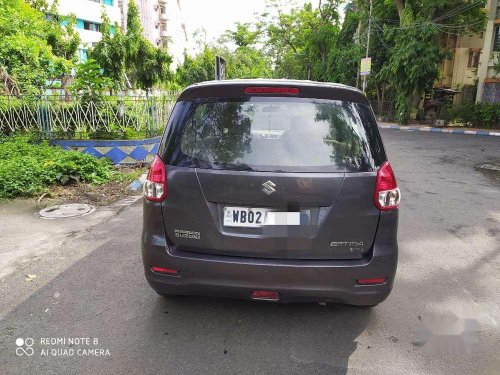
[[154, 4, 159, 10], [155, 21, 160, 28]]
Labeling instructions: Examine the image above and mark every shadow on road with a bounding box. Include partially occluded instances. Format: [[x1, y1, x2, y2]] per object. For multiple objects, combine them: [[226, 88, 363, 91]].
[[145, 295, 373, 374], [0, 232, 373, 375]]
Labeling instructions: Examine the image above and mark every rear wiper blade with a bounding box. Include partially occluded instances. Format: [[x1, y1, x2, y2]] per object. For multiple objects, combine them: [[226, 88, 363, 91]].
[[212, 162, 254, 171]]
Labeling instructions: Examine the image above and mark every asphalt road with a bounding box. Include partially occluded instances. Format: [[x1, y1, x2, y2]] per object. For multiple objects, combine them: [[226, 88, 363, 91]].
[[1, 129, 499, 375]]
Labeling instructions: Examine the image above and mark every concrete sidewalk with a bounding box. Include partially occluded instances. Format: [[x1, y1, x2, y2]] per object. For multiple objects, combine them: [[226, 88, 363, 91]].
[[379, 122, 500, 137]]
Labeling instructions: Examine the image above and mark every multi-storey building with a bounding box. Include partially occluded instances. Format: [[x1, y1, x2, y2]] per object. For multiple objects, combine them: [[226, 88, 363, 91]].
[[52, 0, 122, 61], [118, 0, 169, 47], [435, 32, 483, 104], [476, 0, 500, 102], [435, 0, 500, 103]]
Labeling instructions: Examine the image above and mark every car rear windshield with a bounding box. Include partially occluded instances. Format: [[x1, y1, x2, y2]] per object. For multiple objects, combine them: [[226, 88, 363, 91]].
[[165, 97, 386, 172]]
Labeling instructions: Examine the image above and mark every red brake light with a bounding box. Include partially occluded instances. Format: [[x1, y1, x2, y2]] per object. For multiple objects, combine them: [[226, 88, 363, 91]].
[[245, 87, 300, 95], [374, 161, 400, 211], [143, 155, 167, 202]]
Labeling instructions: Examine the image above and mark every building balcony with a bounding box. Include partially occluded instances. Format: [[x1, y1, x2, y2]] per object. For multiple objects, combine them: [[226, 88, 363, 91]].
[[160, 12, 167, 21], [160, 30, 168, 38]]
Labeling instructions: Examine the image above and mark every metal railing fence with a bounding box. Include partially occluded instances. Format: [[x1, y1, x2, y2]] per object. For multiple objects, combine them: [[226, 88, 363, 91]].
[[0, 93, 179, 138]]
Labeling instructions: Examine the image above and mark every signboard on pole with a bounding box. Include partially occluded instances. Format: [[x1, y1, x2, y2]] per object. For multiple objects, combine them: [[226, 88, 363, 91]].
[[215, 56, 226, 80], [360, 57, 372, 76]]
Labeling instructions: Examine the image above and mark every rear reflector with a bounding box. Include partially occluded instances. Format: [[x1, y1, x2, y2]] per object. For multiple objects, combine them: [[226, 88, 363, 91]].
[[357, 278, 387, 285], [151, 266, 178, 275], [251, 290, 280, 301], [245, 87, 300, 95]]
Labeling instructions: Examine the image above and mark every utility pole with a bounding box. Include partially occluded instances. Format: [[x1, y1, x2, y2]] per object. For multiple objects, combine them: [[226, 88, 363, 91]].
[[362, 0, 373, 94]]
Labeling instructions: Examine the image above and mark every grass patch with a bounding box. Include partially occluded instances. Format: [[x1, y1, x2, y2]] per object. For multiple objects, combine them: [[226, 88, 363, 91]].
[[0, 136, 120, 199]]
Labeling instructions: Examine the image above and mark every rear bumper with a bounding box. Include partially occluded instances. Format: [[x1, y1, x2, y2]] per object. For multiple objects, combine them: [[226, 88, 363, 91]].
[[143, 251, 396, 305], [142, 201, 399, 305]]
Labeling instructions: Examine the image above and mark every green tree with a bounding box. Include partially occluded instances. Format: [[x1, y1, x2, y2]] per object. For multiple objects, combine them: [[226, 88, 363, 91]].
[[327, 2, 364, 86], [71, 59, 113, 102], [44, 2, 80, 62], [264, 1, 341, 81], [0, 0, 78, 95], [90, 11, 126, 92], [124, 0, 172, 91], [220, 23, 272, 79], [173, 42, 272, 87], [226, 47, 273, 79], [134, 41, 172, 90], [174, 47, 216, 87], [223, 22, 263, 47], [380, 21, 442, 123]]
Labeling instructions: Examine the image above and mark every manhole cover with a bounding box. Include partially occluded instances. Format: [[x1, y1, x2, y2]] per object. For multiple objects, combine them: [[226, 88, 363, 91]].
[[478, 164, 500, 172], [39, 204, 96, 219]]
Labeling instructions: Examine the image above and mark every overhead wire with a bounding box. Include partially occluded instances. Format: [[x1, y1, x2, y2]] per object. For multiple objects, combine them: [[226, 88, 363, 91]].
[[354, 1, 486, 78], [370, 0, 485, 31], [432, 0, 484, 23], [372, 23, 392, 50]]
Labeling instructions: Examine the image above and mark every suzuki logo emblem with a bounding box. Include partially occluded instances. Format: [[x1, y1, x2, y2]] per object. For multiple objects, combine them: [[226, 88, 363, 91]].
[[262, 180, 276, 195]]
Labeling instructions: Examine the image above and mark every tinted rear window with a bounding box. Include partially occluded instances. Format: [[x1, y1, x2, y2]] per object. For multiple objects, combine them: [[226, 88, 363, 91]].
[[163, 97, 385, 172]]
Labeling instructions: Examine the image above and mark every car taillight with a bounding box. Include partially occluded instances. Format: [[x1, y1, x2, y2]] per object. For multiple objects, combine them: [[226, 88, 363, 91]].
[[374, 161, 401, 211], [143, 155, 167, 202]]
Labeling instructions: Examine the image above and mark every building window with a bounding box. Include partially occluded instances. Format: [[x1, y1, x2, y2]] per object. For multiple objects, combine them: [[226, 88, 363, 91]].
[[467, 49, 480, 69], [84, 21, 100, 32], [77, 19, 101, 32], [88, 0, 113, 4], [78, 49, 88, 62], [494, 25, 500, 52]]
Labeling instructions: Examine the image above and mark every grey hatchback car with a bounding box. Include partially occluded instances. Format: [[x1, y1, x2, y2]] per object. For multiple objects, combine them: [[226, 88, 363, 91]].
[[141, 79, 400, 306]]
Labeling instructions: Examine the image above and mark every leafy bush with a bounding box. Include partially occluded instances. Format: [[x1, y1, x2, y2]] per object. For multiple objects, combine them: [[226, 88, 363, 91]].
[[0, 136, 116, 198], [445, 102, 500, 129]]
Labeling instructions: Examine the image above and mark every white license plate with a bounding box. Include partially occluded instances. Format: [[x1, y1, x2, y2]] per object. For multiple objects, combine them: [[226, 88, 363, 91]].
[[223, 206, 301, 227]]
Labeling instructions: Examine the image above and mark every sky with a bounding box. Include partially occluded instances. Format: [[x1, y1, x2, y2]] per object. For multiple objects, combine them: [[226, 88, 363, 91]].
[[167, 0, 314, 66]]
